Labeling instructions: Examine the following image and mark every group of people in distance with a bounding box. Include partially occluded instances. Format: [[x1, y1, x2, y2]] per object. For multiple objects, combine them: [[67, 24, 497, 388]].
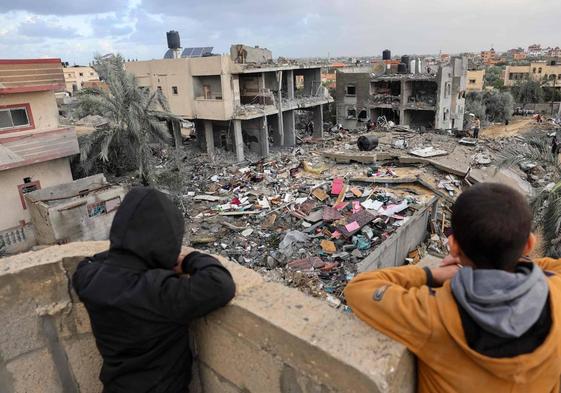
[[73, 183, 561, 393]]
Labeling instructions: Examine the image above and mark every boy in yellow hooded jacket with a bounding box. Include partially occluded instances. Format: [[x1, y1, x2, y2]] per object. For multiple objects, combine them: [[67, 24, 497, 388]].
[[345, 183, 561, 393]]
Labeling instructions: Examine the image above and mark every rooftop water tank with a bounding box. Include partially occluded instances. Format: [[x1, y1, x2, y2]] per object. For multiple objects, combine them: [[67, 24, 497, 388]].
[[166, 31, 181, 50], [401, 56, 410, 72], [383, 49, 391, 60]]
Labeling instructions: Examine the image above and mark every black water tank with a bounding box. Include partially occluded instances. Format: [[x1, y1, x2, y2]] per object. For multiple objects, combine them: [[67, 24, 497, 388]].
[[397, 63, 408, 74], [167, 30, 181, 49], [358, 135, 379, 151], [383, 49, 391, 60], [401, 56, 410, 72], [551, 60, 557, 66]]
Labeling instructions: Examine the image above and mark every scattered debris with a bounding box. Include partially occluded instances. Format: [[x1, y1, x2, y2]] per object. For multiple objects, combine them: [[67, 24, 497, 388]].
[[409, 147, 448, 158]]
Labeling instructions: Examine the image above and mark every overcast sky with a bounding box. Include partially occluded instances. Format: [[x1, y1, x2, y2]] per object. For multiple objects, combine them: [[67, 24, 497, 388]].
[[0, 0, 560, 64]]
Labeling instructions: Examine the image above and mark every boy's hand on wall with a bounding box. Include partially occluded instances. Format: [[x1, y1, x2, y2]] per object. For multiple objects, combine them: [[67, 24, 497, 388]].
[[439, 254, 462, 267], [431, 265, 461, 286], [173, 247, 197, 273]]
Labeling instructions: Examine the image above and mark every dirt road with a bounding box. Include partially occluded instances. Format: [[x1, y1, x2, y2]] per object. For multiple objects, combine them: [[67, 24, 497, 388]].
[[481, 117, 534, 139]]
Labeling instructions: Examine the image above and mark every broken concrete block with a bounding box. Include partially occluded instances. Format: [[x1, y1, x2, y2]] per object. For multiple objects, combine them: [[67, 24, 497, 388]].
[[287, 257, 325, 270], [409, 147, 448, 158]]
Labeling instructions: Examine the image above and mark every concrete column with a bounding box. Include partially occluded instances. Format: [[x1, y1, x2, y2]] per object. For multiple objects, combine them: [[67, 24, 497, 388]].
[[195, 121, 206, 151], [283, 110, 296, 147], [276, 70, 284, 146], [204, 120, 214, 156], [313, 104, 324, 139], [233, 120, 244, 162], [259, 73, 266, 92], [304, 70, 313, 96], [260, 116, 270, 157], [232, 75, 241, 107], [286, 70, 295, 99]]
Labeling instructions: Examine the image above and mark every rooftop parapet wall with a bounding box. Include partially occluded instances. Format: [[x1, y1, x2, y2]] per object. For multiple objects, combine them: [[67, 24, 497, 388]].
[[0, 242, 414, 393]]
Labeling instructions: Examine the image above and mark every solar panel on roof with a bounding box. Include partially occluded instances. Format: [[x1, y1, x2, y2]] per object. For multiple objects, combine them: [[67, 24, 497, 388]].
[[163, 49, 175, 59], [181, 47, 214, 58]]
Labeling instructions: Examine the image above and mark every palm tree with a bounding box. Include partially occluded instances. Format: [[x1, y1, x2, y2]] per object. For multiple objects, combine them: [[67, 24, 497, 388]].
[[496, 135, 561, 257], [76, 55, 180, 185]]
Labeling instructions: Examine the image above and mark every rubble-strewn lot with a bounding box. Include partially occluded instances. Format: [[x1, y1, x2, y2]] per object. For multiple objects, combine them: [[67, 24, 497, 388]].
[[149, 119, 558, 309]]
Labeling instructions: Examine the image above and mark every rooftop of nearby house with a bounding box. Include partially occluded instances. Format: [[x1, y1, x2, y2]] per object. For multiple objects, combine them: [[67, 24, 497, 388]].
[[0, 58, 65, 94]]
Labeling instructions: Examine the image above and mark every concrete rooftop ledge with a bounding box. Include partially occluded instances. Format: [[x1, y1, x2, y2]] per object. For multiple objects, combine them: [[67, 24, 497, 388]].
[[0, 241, 414, 393]]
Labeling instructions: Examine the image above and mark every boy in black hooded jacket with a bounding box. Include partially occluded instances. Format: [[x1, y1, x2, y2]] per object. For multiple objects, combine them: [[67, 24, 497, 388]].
[[73, 187, 235, 393]]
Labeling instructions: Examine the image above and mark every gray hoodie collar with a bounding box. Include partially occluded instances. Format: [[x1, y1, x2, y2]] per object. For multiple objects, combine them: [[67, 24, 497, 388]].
[[451, 263, 549, 338]]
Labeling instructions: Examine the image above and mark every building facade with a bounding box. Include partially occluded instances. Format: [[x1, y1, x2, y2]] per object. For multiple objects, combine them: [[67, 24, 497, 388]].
[[481, 49, 497, 65], [503, 61, 561, 88], [0, 58, 79, 253], [126, 47, 332, 161], [63, 65, 100, 95], [466, 70, 486, 92], [336, 57, 467, 131]]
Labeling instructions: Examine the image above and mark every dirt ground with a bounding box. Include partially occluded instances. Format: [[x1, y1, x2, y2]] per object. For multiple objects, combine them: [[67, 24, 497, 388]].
[[481, 117, 534, 139]]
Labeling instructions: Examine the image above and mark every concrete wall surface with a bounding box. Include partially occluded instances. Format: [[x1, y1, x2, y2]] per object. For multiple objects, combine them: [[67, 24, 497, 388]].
[[0, 242, 414, 393], [0, 157, 73, 231], [358, 200, 436, 272]]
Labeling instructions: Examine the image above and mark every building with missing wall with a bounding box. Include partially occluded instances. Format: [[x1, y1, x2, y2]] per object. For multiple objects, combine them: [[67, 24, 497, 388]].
[[126, 42, 333, 162], [335, 56, 467, 131]]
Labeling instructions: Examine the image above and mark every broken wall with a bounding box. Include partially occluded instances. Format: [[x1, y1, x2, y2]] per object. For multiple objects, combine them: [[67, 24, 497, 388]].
[[25, 175, 127, 245], [335, 71, 371, 129], [359, 200, 436, 272], [230, 45, 272, 64], [0, 242, 415, 393]]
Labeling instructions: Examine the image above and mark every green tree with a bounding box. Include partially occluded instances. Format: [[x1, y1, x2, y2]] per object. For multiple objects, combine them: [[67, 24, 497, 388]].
[[484, 90, 514, 122], [465, 92, 486, 126], [465, 91, 514, 125], [76, 54, 180, 184], [496, 136, 561, 257], [544, 86, 561, 102], [511, 80, 544, 108], [484, 66, 504, 90]]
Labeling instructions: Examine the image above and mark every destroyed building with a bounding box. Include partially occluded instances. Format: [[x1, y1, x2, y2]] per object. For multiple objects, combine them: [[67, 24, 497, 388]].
[[0, 58, 79, 254], [126, 32, 333, 162], [24, 174, 127, 246], [336, 52, 467, 131]]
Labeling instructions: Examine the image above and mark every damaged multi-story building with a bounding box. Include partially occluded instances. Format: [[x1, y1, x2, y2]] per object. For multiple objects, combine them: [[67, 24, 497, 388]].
[[126, 31, 333, 161], [336, 51, 468, 131]]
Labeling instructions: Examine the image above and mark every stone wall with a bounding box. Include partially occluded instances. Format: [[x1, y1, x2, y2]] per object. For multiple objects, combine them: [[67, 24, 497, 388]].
[[0, 242, 414, 393]]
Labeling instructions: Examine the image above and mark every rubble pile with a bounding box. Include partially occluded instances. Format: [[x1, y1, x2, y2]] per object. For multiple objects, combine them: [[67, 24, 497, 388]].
[[148, 118, 548, 308], [178, 153, 426, 307]]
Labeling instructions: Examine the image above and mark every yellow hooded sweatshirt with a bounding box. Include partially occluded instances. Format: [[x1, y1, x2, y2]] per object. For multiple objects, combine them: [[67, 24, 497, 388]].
[[344, 258, 561, 393]]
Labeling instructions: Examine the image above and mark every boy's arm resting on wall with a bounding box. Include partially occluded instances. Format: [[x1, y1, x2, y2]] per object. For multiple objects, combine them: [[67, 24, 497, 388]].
[[344, 265, 434, 352], [534, 257, 561, 274], [155, 252, 236, 324]]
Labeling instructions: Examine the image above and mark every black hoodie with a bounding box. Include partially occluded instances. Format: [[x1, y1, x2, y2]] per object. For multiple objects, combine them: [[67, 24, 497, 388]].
[[72, 187, 235, 393]]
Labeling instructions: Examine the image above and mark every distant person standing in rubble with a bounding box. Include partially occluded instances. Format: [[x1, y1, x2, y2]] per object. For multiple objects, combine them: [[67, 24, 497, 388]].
[[73, 187, 235, 393], [345, 183, 561, 393], [473, 116, 481, 139]]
